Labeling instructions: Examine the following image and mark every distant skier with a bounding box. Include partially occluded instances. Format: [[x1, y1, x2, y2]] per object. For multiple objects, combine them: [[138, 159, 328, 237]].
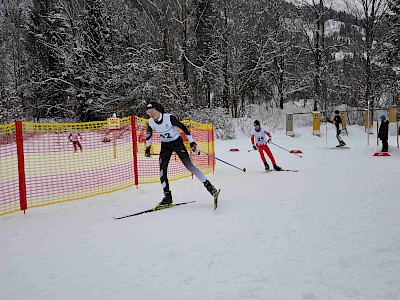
[[378, 114, 389, 152], [68, 131, 82, 153], [326, 110, 346, 147], [145, 101, 219, 207], [251, 120, 281, 171]]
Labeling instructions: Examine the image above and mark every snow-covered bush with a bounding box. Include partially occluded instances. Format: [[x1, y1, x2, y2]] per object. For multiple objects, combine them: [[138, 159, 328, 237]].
[[186, 107, 236, 140]]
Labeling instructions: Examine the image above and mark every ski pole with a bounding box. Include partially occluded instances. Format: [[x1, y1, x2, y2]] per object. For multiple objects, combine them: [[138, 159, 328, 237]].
[[269, 142, 302, 158], [198, 150, 246, 172], [247, 148, 257, 152]]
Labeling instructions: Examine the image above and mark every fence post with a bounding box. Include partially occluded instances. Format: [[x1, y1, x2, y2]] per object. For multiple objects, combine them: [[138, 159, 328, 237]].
[[15, 121, 27, 213], [130, 116, 139, 187], [211, 124, 215, 174]]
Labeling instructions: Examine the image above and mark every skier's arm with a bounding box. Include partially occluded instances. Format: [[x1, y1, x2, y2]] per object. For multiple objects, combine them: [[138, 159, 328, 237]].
[[264, 130, 272, 142], [264, 130, 272, 138], [145, 125, 153, 147], [170, 115, 194, 143], [251, 135, 257, 150]]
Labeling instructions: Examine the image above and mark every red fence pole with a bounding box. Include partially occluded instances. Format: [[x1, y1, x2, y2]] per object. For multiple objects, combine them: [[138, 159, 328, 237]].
[[211, 124, 215, 174], [130, 116, 139, 187], [15, 121, 27, 213]]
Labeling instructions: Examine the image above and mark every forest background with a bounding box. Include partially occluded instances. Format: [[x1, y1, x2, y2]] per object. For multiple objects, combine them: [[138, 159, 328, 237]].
[[0, 0, 399, 135]]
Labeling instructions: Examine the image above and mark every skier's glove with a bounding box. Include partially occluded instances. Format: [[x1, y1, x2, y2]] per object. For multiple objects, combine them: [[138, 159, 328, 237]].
[[145, 146, 151, 157], [267, 138, 271, 143], [190, 142, 199, 153], [252, 145, 257, 150]]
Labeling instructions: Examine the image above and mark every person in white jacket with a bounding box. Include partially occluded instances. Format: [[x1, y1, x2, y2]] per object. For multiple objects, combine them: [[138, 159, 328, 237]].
[[145, 101, 219, 207], [251, 120, 281, 171], [68, 132, 82, 152]]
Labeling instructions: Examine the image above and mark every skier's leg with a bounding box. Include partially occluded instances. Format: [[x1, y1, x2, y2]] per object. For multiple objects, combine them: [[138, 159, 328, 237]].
[[73, 141, 77, 152], [173, 138, 207, 183], [264, 145, 276, 165], [173, 138, 218, 196], [159, 143, 173, 193], [265, 146, 281, 170], [336, 129, 344, 144], [257, 146, 269, 170], [258, 146, 267, 163]]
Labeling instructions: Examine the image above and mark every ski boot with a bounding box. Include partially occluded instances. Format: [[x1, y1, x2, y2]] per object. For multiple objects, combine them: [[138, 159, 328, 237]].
[[273, 164, 282, 171], [336, 141, 346, 147], [204, 180, 218, 196], [158, 190, 172, 206], [264, 162, 270, 171], [204, 180, 220, 210]]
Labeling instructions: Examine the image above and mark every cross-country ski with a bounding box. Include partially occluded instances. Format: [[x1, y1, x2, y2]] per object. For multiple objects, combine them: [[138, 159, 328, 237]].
[[114, 201, 196, 219]]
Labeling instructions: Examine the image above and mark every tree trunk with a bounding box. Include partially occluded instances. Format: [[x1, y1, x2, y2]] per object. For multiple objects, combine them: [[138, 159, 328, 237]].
[[161, 0, 170, 61], [222, 6, 230, 111], [180, 0, 189, 103]]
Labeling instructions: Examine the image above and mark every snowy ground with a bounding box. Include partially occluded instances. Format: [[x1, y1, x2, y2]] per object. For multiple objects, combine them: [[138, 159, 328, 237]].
[[1, 124, 400, 300]]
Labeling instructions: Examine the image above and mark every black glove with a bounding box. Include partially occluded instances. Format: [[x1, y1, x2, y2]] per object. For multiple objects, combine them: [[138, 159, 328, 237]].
[[190, 142, 199, 153], [253, 145, 257, 150], [145, 146, 151, 157], [267, 138, 271, 143]]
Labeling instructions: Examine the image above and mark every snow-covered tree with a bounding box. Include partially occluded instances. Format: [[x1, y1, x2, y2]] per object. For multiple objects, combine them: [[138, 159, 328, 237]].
[[25, 0, 73, 120], [0, 0, 28, 122], [386, 0, 400, 68], [343, 0, 391, 108]]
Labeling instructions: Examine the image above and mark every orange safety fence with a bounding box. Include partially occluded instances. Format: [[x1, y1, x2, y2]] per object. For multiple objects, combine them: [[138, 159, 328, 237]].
[[0, 116, 215, 216]]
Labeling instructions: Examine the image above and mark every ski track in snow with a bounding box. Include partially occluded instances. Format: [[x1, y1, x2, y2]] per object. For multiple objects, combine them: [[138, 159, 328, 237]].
[[1, 125, 400, 300]]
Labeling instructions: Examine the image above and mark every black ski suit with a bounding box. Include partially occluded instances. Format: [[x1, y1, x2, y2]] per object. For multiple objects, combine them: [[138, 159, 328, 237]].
[[146, 114, 207, 193], [378, 119, 389, 152], [327, 115, 345, 145]]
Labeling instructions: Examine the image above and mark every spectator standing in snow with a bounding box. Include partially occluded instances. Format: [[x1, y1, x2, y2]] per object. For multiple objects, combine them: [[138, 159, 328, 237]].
[[378, 114, 389, 152]]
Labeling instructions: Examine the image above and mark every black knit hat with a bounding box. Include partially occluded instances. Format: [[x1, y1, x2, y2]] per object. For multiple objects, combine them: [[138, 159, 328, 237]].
[[146, 101, 165, 113], [146, 101, 159, 110], [334, 110, 339, 114], [254, 120, 260, 126]]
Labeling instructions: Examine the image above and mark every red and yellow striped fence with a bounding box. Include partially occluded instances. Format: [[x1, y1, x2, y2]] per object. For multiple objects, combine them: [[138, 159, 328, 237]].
[[0, 116, 215, 216]]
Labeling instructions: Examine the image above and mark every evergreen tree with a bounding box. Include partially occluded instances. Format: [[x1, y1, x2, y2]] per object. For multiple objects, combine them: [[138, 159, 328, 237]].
[[191, 0, 218, 107], [26, 0, 70, 120], [0, 0, 27, 122], [72, 0, 114, 121], [387, 0, 400, 67]]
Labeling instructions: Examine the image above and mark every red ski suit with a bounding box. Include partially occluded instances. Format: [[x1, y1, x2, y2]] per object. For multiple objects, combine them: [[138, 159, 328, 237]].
[[251, 129, 276, 165]]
